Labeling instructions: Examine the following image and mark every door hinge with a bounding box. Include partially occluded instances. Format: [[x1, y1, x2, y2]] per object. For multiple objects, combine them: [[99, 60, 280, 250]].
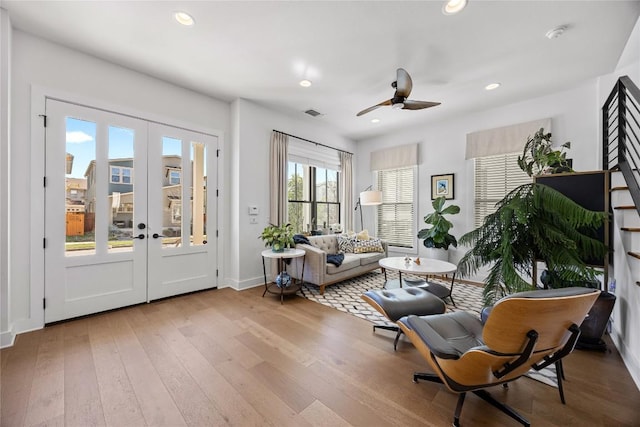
[[216, 189, 219, 197], [39, 114, 47, 127], [216, 229, 219, 238], [43, 176, 47, 187], [216, 269, 219, 277], [43, 298, 46, 309], [43, 238, 47, 249], [216, 149, 220, 157]]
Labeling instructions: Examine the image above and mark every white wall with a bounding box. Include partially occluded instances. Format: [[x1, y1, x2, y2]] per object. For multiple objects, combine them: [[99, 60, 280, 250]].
[[355, 80, 599, 267], [227, 99, 356, 290], [0, 9, 12, 347], [600, 15, 640, 390], [7, 30, 230, 339]]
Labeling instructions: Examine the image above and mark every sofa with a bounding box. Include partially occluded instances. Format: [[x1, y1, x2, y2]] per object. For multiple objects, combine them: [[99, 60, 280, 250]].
[[289, 234, 388, 294]]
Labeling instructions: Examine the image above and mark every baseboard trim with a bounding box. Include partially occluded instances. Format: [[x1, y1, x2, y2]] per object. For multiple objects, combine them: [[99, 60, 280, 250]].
[[0, 329, 15, 348], [610, 326, 640, 391], [225, 276, 265, 291]]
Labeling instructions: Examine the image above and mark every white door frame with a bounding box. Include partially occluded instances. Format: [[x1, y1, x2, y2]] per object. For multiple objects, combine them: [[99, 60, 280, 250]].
[[28, 86, 223, 328]]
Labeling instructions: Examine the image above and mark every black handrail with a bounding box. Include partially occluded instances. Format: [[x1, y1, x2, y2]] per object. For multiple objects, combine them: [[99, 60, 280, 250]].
[[603, 76, 640, 215]]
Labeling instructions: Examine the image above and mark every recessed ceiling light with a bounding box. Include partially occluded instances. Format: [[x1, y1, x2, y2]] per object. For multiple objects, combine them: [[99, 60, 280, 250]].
[[442, 0, 468, 15], [485, 82, 501, 91], [371, 118, 380, 123], [546, 25, 567, 40], [299, 79, 312, 87], [174, 11, 195, 26]]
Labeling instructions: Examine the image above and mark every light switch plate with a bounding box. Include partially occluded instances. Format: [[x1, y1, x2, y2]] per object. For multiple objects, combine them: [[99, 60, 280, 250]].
[[249, 206, 259, 215]]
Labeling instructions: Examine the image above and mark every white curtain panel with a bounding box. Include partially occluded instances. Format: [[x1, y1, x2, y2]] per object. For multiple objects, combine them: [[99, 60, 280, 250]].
[[340, 151, 353, 232], [269, 131, 288, 226]]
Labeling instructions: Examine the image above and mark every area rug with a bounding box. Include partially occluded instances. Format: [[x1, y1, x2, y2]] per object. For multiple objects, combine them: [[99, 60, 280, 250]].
[[299, 270, 558, 388]]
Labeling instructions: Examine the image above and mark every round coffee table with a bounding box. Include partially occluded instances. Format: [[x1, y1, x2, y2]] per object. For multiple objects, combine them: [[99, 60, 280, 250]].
[[378, 257, 458, 305]]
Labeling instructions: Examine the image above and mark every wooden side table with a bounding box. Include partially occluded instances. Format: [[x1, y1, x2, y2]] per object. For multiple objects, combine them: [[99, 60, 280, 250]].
[[261, 248, 305, 304]]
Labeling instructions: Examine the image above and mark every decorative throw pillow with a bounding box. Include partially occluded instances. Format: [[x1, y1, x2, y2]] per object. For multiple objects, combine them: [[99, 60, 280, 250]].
[[356, 229, 370, 241], [337, 234, 356, 253], [353, 237, 384, 253]]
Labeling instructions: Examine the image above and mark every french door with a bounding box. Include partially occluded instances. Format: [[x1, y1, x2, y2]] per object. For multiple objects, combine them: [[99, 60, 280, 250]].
[[44, 99, 218, 322]]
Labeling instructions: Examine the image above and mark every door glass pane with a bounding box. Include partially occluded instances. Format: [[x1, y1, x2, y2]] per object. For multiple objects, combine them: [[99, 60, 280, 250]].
[[163, 137, 182, 248], [190, 142, 207, 246], [108, 126, 135, 253], [65, 117, 96, 256]]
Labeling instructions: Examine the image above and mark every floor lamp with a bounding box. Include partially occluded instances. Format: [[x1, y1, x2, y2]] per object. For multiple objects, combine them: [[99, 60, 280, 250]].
[[355, 186, 382, 231]]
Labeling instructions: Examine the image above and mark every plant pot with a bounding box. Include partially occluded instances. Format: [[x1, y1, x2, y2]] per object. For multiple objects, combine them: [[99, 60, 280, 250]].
[[272, 246, 285, 253], [576, 291, 616, 351], [424, 247, 449, 262]]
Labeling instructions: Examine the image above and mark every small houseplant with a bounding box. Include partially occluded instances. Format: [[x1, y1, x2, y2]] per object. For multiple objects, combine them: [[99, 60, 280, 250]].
[[418, 196, 461, 253], [517, 128, 573, 176], [259, 223, 295, 252]]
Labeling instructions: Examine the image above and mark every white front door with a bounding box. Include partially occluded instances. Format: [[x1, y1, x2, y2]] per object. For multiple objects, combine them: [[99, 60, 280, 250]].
[[147, 124, 218, 300], [44, 99, 218, 323]]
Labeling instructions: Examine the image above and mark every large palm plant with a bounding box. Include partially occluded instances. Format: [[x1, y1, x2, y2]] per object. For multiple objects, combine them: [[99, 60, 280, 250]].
[[457, 183, 607, 305]]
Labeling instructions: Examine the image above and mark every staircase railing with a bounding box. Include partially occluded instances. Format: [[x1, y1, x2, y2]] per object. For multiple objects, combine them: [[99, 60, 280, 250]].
[[603, 76, 640, 213]]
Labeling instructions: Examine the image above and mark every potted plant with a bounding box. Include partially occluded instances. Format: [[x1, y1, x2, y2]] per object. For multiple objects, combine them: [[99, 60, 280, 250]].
[[417, 196, 460, 261], [259, 223, 295, 252], [517, 128, 573, 176], [457, 182, 607, 305]]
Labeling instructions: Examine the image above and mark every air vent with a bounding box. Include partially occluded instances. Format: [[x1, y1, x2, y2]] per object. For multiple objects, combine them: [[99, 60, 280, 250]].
[[305, 109, 322, 117]]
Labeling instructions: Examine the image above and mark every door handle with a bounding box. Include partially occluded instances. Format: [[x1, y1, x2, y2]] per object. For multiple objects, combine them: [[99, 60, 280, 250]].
[[152, 233, 165, 239], [133, 234, 145, 239], [137, 223, 146, 230]]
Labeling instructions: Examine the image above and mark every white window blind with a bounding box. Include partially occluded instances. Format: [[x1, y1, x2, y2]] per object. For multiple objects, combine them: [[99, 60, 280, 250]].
[[474, 153, 531, 227], [376, 167, 415, 248], [288, 138, 341, 171]]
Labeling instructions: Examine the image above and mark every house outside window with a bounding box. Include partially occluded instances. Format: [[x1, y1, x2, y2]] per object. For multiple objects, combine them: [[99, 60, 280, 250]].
[[375, 166, 416, 248], [288, 162, 340, 233], [110, 166, 133, 184]]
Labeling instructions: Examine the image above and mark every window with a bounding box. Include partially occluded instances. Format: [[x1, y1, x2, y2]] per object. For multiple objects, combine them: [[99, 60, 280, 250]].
[[169, 170, 181, 185], [171, 201, 182, 224], [288, 162, 340, 233], [474, 152, 531, 226], [110, 166, 133, 184], [376, 167, 416, 248]]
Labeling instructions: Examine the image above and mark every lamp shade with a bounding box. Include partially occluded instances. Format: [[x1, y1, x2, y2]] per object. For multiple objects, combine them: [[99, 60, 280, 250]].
[[360, 190, 382, 206]]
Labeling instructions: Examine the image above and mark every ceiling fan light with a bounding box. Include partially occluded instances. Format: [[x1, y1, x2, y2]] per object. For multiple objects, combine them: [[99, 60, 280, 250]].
[[392, 103, 404, 110], [443, 0, 468, 15]]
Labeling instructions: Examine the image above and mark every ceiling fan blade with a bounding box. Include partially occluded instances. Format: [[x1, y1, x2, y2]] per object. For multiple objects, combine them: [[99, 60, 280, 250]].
[[356, 99, 392, 116], [395, 68, 412, 98], [402, 100, 441, 110]]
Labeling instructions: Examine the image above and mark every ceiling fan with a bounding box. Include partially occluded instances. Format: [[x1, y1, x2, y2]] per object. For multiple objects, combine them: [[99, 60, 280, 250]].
[[356, 68, 441, 116]]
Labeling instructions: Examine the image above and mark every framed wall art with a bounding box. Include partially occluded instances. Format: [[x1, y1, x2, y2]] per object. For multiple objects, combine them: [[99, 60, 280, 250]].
[[431, 173, 455, 200]]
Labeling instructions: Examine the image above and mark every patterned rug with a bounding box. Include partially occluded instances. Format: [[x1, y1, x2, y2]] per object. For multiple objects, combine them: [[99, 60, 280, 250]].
[[299, 270, 483, 327], [299, 270, 558, 388]]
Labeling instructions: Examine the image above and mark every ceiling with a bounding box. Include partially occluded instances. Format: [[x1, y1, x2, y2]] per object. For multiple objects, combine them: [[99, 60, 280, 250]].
[[3, 1, 640, 140]]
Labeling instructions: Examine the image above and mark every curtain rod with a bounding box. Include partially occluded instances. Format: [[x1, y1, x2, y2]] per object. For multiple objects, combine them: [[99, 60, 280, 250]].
[[273, 130, 353, 155]]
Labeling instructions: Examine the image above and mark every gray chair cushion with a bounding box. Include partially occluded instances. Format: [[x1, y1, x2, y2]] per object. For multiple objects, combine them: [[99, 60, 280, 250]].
[[404, 311, 484, 360], [363, 287, 445, 322]]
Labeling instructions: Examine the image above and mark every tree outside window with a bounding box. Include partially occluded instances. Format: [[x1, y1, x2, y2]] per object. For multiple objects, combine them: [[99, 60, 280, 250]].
[[287, 162, 340, 233]]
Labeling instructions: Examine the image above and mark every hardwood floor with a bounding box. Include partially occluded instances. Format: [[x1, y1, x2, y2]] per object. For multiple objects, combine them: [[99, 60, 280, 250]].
[[2, 286, 640, 426]]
